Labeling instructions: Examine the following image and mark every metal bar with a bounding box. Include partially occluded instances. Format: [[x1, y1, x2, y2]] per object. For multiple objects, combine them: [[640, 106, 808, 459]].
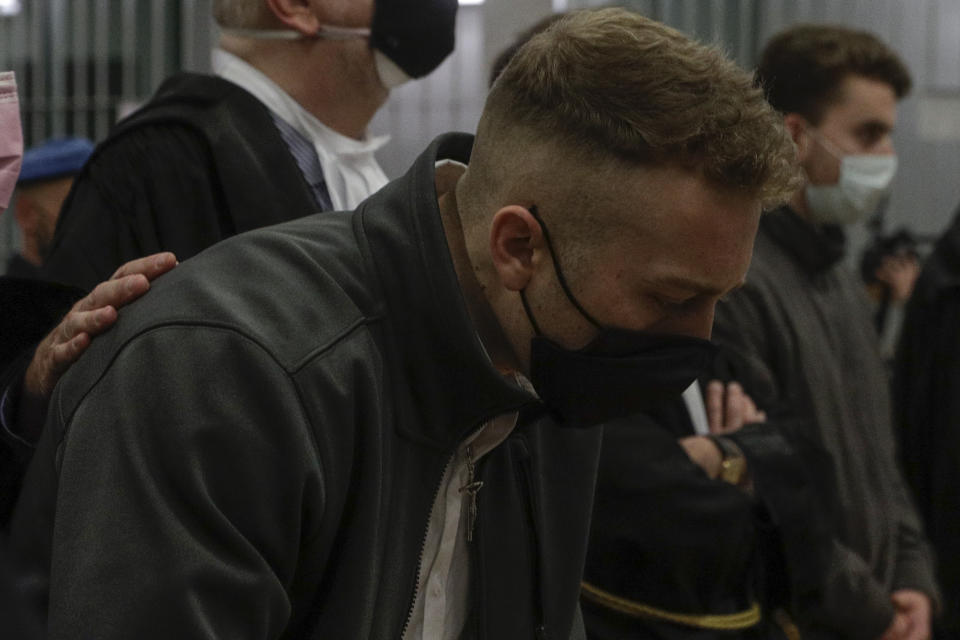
[[29, 0, 45, 144], [180, 0, 195, 72], [709, 0, 724, 47], [121, 0, 137, 100], [151, 0, 166, 94], [193, 0, 214, 73], [72, 0, 90, 137], [0, 6, 10, 70], [739, 0, 757, 68], [10, 0, 26, 129], [93, 0, 109, 138], [50, 0, 67, 137]]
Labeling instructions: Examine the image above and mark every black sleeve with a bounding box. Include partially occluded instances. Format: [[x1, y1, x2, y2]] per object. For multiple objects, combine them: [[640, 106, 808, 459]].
[[727, 423, 895, 640], [42, 124, 231, 291], [713, 285, 896, 638], [0, 277, 84, 526], [893, 283, 960, 623], [582, 414, 761, 639], [0, 544, 43, 639]]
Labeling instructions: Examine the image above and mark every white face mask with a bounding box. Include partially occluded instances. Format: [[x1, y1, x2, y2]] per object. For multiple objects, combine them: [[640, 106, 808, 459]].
[[804, 130, 897, 226]]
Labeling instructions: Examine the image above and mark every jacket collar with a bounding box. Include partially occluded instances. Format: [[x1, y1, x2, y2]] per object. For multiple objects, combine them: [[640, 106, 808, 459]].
[[762, 206, 846, 274], [113, 73, 319, 235], [356, 133, 535, 449]]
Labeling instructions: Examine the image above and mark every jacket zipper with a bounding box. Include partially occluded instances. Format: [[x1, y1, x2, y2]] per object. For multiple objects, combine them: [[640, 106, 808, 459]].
[[399, 454, 452, 640], [398, 400, 531, 639], [514, 435, 549, 640], [469, 453, 487, 640]]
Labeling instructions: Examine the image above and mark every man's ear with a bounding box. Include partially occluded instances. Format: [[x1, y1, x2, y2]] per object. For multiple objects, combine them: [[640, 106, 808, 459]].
[[489, 206, 543, 292], [783, 113, 812, 163], [265, 0, 320, 35]]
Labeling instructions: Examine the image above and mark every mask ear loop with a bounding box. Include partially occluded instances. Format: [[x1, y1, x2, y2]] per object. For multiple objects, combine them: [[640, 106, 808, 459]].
[[316, 25, 372, 40], [528, 206, 603, 329], [806, 127, 846, 161], [519, 289, 543, 336], [220, 25, 371, 41]]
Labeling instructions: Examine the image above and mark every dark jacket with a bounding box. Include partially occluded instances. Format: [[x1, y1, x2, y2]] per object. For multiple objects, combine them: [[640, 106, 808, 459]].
[[0, 71, 321, 528], [893, 206, 960, 632], [713, 207, 939, 639], [0, 278, 83, 522], [8, 134, 602, 639]]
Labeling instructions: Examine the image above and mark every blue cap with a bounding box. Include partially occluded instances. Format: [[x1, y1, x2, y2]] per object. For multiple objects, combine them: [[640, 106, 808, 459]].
[[18, 137, 95, 185]]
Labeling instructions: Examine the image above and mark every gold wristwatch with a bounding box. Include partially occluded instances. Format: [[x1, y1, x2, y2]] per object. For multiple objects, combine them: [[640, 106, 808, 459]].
[[711, 436, 748, 486]]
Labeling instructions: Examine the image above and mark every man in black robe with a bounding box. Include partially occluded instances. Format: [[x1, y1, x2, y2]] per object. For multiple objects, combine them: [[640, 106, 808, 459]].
[[894, 204, 960, 639], [41, 0, 457, 289]]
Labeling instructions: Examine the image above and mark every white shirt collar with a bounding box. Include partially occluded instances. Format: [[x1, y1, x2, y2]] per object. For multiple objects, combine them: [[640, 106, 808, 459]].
[[211, 48, 389, 157], [211, 48, 390, 210]]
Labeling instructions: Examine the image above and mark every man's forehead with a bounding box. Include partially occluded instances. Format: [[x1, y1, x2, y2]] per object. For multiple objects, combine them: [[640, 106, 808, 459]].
[[826, 75, 898, 125], [608, 163, 760, 219], [601, 167, 760, 262]]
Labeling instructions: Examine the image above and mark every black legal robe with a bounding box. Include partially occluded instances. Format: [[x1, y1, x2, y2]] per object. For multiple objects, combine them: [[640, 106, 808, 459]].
[[580, 398, 842, 640], [42, 72, 320, 291], [893, 205, 960, 635], [581, 406, 769, 639]]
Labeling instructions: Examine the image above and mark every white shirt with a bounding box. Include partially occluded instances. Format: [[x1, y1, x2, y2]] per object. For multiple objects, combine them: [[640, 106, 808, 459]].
[[402, 408, 520, 640], [211, 48, 389, 210]]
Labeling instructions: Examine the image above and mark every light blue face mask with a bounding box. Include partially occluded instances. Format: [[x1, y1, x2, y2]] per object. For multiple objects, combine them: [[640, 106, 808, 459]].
[[804, 130, 898, 225]]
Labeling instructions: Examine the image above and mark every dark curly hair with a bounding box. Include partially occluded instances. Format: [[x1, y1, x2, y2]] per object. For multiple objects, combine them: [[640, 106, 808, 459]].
[[757, 24, 912, 124]]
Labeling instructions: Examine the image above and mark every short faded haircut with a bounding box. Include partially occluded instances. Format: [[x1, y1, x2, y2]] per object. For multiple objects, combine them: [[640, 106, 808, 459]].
[[466, 8, 800, 220], [212, 0, 273, 28], [757, 24, 912, 124]]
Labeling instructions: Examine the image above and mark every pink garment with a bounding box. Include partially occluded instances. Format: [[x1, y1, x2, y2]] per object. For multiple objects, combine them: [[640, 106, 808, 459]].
[[0, 71, 23, 214]]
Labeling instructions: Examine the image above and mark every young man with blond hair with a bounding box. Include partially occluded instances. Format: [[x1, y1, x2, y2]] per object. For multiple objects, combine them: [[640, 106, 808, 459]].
[[9, 9, 798, 638]]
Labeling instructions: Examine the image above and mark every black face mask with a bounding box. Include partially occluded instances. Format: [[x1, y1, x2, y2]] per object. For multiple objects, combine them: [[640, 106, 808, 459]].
[[521, 207, 718, 428], [370, 0, 458, 79]]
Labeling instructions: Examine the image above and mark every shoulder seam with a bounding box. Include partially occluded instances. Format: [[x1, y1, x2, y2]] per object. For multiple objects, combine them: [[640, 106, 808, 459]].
[[55, 315, 381, 461]]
